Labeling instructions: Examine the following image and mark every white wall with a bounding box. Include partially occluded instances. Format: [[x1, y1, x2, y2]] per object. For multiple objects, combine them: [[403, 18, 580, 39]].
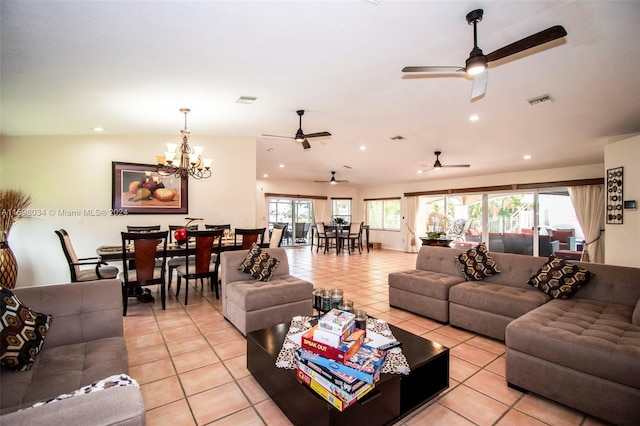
[[1, 134, 256, 287], [604, 134, 640, 267]]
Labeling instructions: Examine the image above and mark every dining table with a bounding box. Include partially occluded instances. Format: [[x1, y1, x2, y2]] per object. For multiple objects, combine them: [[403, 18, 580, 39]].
[[96, 238, 268, 262], [309, 224, 370, 253]]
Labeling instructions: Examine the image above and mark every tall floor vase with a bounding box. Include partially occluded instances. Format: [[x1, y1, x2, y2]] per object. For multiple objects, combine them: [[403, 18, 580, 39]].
[[0, 241, 18, 289]]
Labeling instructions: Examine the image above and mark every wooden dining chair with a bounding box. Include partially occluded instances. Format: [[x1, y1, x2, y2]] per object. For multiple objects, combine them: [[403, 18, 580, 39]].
[[234, 228, 266, 249], [167, 224, 199, 292], [175, 228, 224, 304], [55, 229, 119, 282], [339, 222, 363, 254], [205, 224, 231, 233], [314, 222, 336, 254], [126, 225, 161, 233], [119, 230, 168, 316]]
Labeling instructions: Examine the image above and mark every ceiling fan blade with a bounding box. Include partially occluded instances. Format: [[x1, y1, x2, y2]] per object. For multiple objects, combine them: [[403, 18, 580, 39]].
[[262, 134, 294, 139], [304, 131, 332, 138], [486, 25, 567, 63], [301, 139, 311, 150], [470, 70, 488, 100], [442, 164, 471, 168], [402, 66, 463, 73]]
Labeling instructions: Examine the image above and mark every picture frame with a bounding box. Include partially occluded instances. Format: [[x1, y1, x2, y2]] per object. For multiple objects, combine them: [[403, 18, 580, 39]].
[[112, 161, 188, 214], [606, 166, 623, 224]]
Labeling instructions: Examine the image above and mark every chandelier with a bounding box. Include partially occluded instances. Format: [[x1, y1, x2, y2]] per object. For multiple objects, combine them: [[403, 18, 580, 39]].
[[156, 108, 212, 180]]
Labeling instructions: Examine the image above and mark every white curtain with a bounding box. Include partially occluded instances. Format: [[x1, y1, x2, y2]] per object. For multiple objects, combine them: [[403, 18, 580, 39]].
[[312, 199, 329, 224], [569, 185, 605, 263], [404, 196, 420, 253]]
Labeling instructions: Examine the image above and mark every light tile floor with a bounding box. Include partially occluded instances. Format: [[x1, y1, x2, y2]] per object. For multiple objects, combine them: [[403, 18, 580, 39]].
[[124, 247, 611, 426]]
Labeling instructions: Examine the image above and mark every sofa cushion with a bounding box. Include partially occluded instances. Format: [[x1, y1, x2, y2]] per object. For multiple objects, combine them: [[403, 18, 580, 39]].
[[633, 299, 640, 326], [238, 243, 280, 282], [226, 276, 313, 312], [1, 336, 128, 412], [506, 298, 640, 388], [455, 242, 500, 281], [527, 255, 593, 299], [1, 286, 52, 372], [450, 282, 550, 319], [388, 270, 465, 300]]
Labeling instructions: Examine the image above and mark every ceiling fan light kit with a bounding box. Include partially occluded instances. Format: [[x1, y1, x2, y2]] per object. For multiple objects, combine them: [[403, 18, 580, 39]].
[[402, 8, 567, 100]]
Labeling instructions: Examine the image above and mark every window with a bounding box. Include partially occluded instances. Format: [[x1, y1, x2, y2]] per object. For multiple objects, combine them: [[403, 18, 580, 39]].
[[366, 198, 401, 231], [416, 188, 583, 257], [332, 199, 351, 224]]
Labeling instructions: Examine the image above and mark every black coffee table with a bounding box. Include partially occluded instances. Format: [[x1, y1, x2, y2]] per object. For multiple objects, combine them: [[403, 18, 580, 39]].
[[247, 321, 449, 426]]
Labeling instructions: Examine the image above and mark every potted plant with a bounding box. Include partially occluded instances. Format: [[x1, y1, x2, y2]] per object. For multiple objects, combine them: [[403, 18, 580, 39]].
[[0, 188, 32, 288]]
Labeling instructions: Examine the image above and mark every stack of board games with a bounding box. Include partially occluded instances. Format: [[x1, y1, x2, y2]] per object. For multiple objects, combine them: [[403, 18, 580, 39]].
[[295, 309, 387, 411]]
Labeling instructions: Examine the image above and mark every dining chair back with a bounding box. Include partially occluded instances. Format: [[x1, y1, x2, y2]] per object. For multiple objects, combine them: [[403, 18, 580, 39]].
[[314, 222, 337, 254], [119, 230, 168, 315], [126, 225, 161, 233], [176, 228, 224, 303], [55, 229, 119, 282], [205, 224, 231, 233], [234, 228, 266, 249], [339, 221, 363, 254], [270, 223, 288, 248]]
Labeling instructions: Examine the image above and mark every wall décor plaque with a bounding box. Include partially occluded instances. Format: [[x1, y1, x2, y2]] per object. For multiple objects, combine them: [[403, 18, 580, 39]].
[[606, 166, 623, 224]]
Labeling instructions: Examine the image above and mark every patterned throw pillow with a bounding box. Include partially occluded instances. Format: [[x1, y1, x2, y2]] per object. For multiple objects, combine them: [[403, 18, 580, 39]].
[[238, 243, 280, 282], [527, 255, 593, 299], [1, 286, 52, 371], [455, 242, 501, 281]]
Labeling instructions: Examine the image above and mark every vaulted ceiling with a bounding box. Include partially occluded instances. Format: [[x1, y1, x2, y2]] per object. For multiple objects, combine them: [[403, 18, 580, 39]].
[[1, 1, 639, 186]]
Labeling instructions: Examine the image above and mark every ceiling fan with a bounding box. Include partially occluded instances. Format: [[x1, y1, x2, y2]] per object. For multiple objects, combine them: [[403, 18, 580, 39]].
[[402, 9, 567, 100], [315, 171, 349, 185], [418, 151, 470, 173], [262, 109, 331, 150]]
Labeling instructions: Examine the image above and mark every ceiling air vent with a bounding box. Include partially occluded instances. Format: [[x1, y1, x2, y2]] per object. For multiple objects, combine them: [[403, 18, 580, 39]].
[[527, 94, 553, 106], [235, 96, 257, 104]]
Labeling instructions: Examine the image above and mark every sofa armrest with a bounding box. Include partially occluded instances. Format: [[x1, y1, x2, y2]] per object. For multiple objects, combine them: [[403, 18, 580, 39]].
[[0, 386, 144, 426], [11, 280, 123, 349]]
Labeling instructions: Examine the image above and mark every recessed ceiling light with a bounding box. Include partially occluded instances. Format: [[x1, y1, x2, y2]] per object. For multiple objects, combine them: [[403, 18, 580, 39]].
[[523, 155, 532, 160], [417, 170, 423, 174], [279, 164, 284, 168], [267, 148, 276, 152], [469, 115, 479, 121], [263, 174, 269, 178], [93, 127, 104, 132], [360, 145, 366, 151], [236, 96, 257, 104]]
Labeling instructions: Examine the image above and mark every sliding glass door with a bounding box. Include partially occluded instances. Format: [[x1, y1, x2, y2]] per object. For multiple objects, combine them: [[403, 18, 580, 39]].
[[268, 198, 313, 246]]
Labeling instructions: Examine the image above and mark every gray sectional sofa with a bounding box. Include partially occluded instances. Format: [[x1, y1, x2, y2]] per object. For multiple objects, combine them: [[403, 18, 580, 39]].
[[388, 245, 640, 426], [1, 279, 145, 426], [221, 247, 314, 335]]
